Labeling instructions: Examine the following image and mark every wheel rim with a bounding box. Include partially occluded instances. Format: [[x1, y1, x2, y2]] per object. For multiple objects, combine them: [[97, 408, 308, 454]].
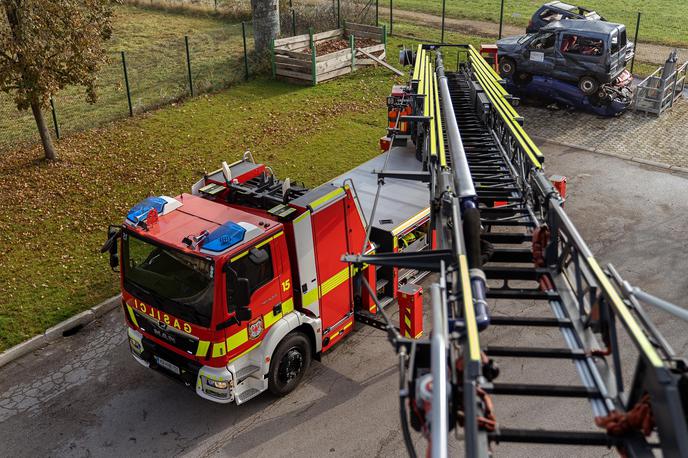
[[277, 347, 304, 385], [502, 63, 512, 74], [582, 80, 594, 91]]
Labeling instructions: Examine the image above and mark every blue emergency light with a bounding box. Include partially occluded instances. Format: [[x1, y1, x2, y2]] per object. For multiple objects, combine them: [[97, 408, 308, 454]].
[[127, 196, 168, 224], [202, 222, 247, 253]]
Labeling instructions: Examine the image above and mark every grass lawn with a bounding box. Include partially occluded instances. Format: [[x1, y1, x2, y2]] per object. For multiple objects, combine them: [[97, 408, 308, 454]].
[[377, 0, 688, 48], [0, 67, 403, 351], [0, 4, 253, 154]]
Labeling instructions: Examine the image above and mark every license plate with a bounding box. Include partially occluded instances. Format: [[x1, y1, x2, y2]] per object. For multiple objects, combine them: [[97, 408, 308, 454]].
[[154, 356, 180, 375]]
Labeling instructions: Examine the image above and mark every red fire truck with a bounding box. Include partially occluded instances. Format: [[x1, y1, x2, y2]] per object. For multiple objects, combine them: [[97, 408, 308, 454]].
[[103, 151, 429, 404]]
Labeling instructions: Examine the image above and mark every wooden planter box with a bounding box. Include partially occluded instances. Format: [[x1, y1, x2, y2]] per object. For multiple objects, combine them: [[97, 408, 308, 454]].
[[271, 22, 387, 85]]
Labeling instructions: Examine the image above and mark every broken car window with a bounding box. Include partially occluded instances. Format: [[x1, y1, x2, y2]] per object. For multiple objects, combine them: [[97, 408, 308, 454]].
[[560, 34, 603, 56]]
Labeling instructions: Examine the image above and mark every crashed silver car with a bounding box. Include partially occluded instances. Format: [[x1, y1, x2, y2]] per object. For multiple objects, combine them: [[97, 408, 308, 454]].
[[497, 19, 633, 95]]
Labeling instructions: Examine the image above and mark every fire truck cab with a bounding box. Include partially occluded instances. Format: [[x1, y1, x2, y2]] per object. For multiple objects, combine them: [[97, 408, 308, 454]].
[[105, 151, 430, 404]]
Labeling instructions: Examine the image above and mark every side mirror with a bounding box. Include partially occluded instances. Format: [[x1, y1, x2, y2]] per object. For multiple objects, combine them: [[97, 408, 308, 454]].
[[101, 225, 121, 272], [234, 278, 251, 314]]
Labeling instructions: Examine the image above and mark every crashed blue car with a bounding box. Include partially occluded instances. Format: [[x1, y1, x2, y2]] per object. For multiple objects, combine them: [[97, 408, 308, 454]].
[[505, 73, 632, 116]]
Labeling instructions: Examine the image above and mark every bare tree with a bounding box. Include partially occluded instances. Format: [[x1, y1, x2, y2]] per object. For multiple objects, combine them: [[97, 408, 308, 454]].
[[0, 0, 113, 160], [251, 0, 279, 55]]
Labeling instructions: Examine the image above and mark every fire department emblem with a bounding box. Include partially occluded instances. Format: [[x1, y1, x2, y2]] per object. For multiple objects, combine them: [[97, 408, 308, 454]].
[[248, 317, 264, 340]]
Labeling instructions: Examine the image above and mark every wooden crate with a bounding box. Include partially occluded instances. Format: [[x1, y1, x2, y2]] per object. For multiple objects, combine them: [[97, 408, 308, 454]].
[[271, 22, 387, 85]]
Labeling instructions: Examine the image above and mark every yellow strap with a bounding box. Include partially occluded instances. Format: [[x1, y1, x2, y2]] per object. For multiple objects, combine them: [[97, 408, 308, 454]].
[[459, 255, 481, 362]]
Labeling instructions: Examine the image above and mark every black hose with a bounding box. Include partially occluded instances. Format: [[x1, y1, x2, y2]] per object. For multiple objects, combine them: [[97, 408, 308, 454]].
[[463, 206, 482, 269], [399, 350, 418, 458]]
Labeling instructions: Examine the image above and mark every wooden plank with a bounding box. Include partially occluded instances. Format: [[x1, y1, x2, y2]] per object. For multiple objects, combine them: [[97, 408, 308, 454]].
[[278, 40, 311, 52], [275, 55, 311, 69], [274, 48, 311, 61], [275, 33, 311, 47], [316, 52, 353, 73], [360, 43, 385, 53], [356, 48, 403, 75], [345, 22, 384, 35], [313, 29, 343, 41], [317, 65, 353, 82], [276, 67, 312, 81], [316, 47, 352, 63], [347, 30, 383, 41], [276, 74, 312, 86]]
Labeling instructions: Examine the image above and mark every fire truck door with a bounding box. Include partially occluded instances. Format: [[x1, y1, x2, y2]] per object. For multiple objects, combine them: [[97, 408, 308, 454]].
[[310, 197, 353, 334]]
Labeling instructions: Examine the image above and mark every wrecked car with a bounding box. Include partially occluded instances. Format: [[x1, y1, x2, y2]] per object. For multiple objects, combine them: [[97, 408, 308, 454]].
[[527, 1, 604, 33], [497, 20, 633, 95]]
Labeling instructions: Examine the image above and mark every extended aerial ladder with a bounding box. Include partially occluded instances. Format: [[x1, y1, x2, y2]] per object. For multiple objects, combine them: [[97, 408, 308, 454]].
[[344, 44, 688, 457]]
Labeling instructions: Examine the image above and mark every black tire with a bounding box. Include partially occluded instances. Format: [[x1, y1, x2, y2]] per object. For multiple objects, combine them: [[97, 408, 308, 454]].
[[268, 332, 312, 396], [578, 76, 599, 95], [514, 71, 532, 86], [499, 57, 516, 77]]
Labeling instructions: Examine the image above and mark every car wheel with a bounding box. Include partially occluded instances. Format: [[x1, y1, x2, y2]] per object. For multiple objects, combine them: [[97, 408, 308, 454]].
[[499, 57, 516, 77], [514, 71, 533, 86], [268, 332, 312, 396], [579, 76, 599, 95]]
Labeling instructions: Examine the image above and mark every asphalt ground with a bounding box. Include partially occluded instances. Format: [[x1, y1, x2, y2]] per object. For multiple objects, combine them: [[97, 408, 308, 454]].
[[0, 142, 686, 457]]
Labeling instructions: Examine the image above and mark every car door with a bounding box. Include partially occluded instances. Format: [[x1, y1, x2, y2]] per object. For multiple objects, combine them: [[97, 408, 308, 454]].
[[525, 32, 556, 75]]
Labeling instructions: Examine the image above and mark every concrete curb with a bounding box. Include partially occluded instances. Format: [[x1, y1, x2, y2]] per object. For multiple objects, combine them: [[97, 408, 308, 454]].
[[0, 295, 121, 369], [532, 136, 688, 176]]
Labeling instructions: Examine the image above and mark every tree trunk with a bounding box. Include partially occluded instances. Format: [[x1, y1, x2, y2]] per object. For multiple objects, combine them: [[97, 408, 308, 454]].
[[30, 100, 57, 161], [251, 0, 280, 56]]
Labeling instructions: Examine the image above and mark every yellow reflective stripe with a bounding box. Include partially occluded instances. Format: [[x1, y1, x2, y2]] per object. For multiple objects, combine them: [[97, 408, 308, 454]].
[[320, 266, 351, 297], [212, 341, 227, 358], [343, 321, 352, 331], [433, 72, 447, 168], [228, 342, 260, 364], [391, 207, 430, 236], [459, 255, 481, 362], [126, 305, 139, 327], [412, 44, 423, 80], [231, 251, 249, 263], [587, 257, 663, 367], [264, 307, 282, 328], [282, 297, 294, 314], [196, 340, 210, 357], [226, 328, 248, 351], [404, 315, 411, 328], [414, 331, 423, 339], [429, 61, 437, 159], [310, 187, 345, 211], [294, 211, 310, 223], [303, 288, 318, 307]]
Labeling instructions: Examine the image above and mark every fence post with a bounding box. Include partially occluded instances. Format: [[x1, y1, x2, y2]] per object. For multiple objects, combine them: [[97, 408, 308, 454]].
[[441, 0, 446, 43], [120, 51, 133, 117], [214, 0, 217, 11], [337, 0, 340, 28], [292, 9, 296, 36], [309, 26, 314, 48], [184, 35, 194, 97], [270, 38, 276, 78], [630, 12, 641, 75], [498, 0, 505, 39], [389, 0, 393, 35], [350, 34, 355, 71], [242, 21, 250, 81], [311, 43, 317, 86], [382, 25, 387, 55], [49, 96, 60, 140]]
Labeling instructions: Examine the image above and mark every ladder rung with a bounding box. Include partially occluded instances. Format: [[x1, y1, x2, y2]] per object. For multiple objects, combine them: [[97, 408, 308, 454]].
[[486, 289, 558, 300], [486, 383, 601, 398], [489, 428, 615, 446], [485, 346, 587, 360], [490, 316, 572, 328]]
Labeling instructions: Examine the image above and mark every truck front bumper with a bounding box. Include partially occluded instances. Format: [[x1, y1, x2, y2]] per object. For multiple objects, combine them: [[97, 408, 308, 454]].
[[127, 328, 236, 404]]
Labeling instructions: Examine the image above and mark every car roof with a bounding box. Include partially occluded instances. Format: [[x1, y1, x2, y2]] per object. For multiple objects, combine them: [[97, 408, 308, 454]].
[[545, 2, 577, 12], [542, 19, 622, 35]]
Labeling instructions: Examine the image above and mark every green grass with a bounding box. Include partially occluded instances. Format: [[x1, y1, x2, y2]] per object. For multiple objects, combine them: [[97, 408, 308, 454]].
[[378, 0, 688, 47], [0, 67, 403, 351], [0, 4, 254, 154]]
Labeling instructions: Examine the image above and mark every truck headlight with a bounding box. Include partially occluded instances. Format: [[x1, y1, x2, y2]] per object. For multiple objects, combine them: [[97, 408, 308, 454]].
[[129, 337, 143, 353], [206, 379, 228, 390]]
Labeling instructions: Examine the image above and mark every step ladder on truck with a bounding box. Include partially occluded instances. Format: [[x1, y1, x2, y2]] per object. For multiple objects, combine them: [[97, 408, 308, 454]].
[[101, 151, 431, 405]]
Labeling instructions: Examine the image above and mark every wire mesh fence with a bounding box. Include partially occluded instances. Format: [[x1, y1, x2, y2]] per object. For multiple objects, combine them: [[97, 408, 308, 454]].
[[0, 20, 257, 155]]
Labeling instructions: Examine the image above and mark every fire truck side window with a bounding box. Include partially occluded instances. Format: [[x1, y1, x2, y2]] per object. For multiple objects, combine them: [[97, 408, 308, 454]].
[[226, 245, 274, 312]]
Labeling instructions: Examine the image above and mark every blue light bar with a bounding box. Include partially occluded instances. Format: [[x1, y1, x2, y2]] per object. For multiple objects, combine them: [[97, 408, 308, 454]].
[[127, 196, 167, 224], [202, 222, 246, 253]]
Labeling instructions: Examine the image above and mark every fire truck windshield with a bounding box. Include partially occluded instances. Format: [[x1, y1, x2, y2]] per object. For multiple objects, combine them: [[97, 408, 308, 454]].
[[122, 232, 214, 328]]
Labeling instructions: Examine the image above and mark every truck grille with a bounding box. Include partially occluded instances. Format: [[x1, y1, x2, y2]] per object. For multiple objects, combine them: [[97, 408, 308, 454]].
[[133, 309, 200, 356]]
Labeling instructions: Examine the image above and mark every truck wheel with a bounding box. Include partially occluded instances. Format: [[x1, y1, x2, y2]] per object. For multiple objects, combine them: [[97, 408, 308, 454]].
[[268, 332, 312, 396], [579, 76, 599, 95], [499, 57, 516, 77]]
